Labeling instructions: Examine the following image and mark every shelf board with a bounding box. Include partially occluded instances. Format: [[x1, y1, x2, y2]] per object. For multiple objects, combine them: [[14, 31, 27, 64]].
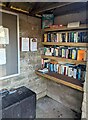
[[35, 71, 83, 92], [41, 55, 86, 65], [42, 42, 88, 47], [44, 24, 88, 32]]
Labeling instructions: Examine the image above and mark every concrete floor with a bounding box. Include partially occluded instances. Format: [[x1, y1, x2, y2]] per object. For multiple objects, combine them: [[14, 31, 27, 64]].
[[36, 96, 81, 119]]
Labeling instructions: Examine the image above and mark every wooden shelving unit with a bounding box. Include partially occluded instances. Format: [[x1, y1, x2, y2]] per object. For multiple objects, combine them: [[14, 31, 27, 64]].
[[42, 42, 88, 47], [35, 71, 83, 92], [44, 24, 88, 32], [41, 55, 86, 65], [35, 24, 87, 92]]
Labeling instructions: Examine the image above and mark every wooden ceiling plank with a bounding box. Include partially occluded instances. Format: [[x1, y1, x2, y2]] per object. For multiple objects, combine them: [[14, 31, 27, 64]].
[[30, 2, 73, 15]]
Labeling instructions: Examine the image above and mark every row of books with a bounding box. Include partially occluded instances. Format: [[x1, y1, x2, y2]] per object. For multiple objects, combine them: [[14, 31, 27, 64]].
[[42, 60, 86, 82], [43, 31, 88, 43], [43, 46, 87, 61]]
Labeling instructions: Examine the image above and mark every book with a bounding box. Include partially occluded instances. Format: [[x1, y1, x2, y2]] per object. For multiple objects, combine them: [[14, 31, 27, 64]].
[[82, 32, 88, 43], [56, 33, 60, 42], [78, 32, 82, 42], [74, 32, 78, 43], [65, 32, 68, 42], [62, 33, 66, 42], [44, 33, 47, 42], [51, 33, 54, 42], [69, 32, 74, 42], [47, 33, 51, 42], [77, 49, 86, 61], [72, 48, 77, 60], [38, 68, 48, 74], [59, 33, 62, 42]]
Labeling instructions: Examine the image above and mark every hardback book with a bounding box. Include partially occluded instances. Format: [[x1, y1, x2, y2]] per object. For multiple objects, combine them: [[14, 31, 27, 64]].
[[51, 33, 54, 42], [62, 47, 66, 58], [59, 33, 62, 42], [44, 33, 47, 42], [62, 33, 66, 42], [56, 33, 60, 42], [70, 32, 74, 42], [74, 32, 78, 43], [78, 32, 82, 42], [65, 32, 68, 42], [72, 48, 77, 60], [47, 33, 51, 42], [82, 32, 88, 43], [77, 49, 86, 61]]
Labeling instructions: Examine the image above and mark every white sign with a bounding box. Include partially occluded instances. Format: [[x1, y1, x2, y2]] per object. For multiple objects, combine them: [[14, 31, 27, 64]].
[[22, 37, 29, 51], [0, 48, 6, 65], [30, 38, 37, 51], [0, 26, 9, 44]]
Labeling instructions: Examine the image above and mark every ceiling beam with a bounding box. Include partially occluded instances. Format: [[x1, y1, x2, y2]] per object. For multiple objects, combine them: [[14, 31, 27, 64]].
[[1, 5, 41, 19], [29, 2, 38, 13], [6, 2, 10, 7], [30, 2, 74, 15]]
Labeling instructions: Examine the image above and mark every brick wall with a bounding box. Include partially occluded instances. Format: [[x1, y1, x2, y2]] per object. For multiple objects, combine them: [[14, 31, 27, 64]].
[[0, 13, 47, 99]]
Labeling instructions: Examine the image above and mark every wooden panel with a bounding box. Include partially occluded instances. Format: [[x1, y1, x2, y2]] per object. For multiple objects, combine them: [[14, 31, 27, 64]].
[[35, 71, 83, 92], [44, 24, 88, 32], [41, 55, 86, 65], [42, 42, 88, 47]]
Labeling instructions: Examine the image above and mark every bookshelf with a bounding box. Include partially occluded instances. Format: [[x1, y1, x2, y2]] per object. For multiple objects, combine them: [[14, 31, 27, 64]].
[[35, 71, 83, 92], [41, 55, 86, 65], [35, 24, 88, 91], [42, 42, 88, 47], [44, 24, 88, 32]]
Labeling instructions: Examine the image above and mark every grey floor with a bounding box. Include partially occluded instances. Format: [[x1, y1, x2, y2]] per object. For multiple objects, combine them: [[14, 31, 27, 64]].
[[36, 96, 81, 118]]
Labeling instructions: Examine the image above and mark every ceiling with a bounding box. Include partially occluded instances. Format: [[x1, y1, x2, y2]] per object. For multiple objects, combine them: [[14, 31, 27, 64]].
[[0, 2, 87, 18]]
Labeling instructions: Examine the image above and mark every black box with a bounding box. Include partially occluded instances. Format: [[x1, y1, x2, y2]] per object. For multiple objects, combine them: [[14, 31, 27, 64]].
[[0, 86, 36, 119]]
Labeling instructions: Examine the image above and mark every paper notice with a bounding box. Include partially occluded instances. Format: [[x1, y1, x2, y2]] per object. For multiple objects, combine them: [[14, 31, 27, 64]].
[[0, 27, 9, 44], [22, 37, 29, 51], [0, 48, 6, 65], [30, 38, 37, 51]]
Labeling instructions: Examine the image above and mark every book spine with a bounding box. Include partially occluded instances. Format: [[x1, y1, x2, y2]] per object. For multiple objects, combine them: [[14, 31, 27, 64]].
[[62, 33, 66, 42], [72, 49, 77, 60], [44, 34, 47, 42], [47, 33, 51, 42], [65, 32, 68, 42]]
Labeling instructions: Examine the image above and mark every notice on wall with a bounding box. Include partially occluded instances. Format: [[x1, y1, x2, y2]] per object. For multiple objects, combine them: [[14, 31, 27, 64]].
[[21, 37, 29, 51], [0, 48, 6, 65], [30, 38, 37, 51], [0, 26, 9, 44]]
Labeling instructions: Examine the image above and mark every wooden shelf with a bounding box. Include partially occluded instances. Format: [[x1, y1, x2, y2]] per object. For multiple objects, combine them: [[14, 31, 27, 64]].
[[35, 71, 83, 92], [41, 55, 86, 65], [42, 42, 88, 47], [44, 24, 88, 32]]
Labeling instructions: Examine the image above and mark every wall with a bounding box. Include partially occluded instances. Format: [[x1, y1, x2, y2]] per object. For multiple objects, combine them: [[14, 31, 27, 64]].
[[0, 13, 47, 99], [54, 10, 86, 25], [47, 80, 83, 113], [81, 49, 88, 119]]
